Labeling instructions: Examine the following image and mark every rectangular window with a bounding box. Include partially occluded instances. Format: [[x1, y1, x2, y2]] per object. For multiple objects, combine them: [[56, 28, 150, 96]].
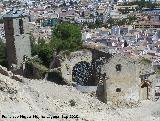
[[19, 19, 24, 34]]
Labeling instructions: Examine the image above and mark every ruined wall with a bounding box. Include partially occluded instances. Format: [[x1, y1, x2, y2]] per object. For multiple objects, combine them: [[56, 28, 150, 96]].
[[4, 18, 17, 68], [4, 16, 31, 69], [150, 76, 160, 101], [91, 49, 112, 84], [60, 49, 92, 84], [59, 48, 157, 104], [100, 54, 158, 106], [13, 17, 31, 67], [101, 55, 142, 105]]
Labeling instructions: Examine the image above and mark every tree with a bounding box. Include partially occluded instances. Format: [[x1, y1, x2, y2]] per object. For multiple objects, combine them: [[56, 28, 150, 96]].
[[128, 16, 137, 21], [119, 0, 158, 10], [38, 43, 53, 68], [30, 38, 53, 68], [30, 34, 38, 56], [31, 23, 82, 68], [51, 23, 82, 54], [86, 19, 103, 29]]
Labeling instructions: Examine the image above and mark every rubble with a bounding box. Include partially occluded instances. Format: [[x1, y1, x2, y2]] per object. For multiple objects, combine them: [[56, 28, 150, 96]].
[[0, 66, 159, 121]]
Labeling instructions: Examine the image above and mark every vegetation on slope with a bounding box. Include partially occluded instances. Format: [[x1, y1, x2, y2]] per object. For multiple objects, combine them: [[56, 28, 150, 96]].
[[140, 57, 151, 65], [51, 22, 82, 54], [118, 0, 160, 10], [31, 23, 82, 68]]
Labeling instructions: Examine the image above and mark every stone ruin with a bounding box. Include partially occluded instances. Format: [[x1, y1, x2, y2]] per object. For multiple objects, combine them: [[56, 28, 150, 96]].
[[49, 48, 160, 107]]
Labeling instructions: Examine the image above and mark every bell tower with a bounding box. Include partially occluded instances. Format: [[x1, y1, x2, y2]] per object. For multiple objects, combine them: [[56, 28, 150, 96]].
[[3, 10, 31, 69]]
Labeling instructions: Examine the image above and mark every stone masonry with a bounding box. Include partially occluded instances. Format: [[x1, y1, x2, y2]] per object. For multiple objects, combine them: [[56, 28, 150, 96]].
[[60, 49, 92, 84], [3, 10, 31, 69], [101, 54, 156, 106]]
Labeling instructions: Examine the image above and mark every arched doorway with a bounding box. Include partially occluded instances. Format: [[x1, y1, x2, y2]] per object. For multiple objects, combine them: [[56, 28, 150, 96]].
[[141, 81, 151, 100], [72, 61, 93, 86]]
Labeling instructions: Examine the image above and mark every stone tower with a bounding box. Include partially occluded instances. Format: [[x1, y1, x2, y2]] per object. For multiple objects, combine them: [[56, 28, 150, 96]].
[[3, 10, 31, 69]]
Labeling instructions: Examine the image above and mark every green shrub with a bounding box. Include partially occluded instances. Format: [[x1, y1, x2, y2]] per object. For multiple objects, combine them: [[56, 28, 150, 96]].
[[25, 59, 48, 79], [140, 58, 151, 65], [51, 23, 82, 54], [156, 68, 160, 75], [31, 23, 82, 68]]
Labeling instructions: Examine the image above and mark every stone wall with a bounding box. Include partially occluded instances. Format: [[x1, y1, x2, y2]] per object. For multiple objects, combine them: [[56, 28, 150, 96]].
[[51, 48, 158, 104], [4, 18, 17, 68], [4, 16, 31, 69], [101, 55, 141, 105], [13, 17, 31, 67], [60, 49, 92, 84], [100, 54, 156, 106]]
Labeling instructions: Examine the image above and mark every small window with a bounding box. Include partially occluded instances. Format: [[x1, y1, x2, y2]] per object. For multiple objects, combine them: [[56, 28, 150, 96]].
[[116, 64, 121, 72], [116, 88, 121, 92], [19, 19, 24, 34]]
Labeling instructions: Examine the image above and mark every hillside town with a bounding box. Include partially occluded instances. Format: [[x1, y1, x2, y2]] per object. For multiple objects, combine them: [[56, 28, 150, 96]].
[[0, 0, 160, 121]]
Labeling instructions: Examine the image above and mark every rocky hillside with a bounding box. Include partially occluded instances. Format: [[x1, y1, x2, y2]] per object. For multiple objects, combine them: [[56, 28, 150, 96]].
[[0, 65, 160, 121]]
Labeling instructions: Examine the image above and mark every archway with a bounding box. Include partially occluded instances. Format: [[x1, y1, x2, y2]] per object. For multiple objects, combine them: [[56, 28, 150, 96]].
[[72, 61, 93, 86], [141, 81, 150, 100]]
